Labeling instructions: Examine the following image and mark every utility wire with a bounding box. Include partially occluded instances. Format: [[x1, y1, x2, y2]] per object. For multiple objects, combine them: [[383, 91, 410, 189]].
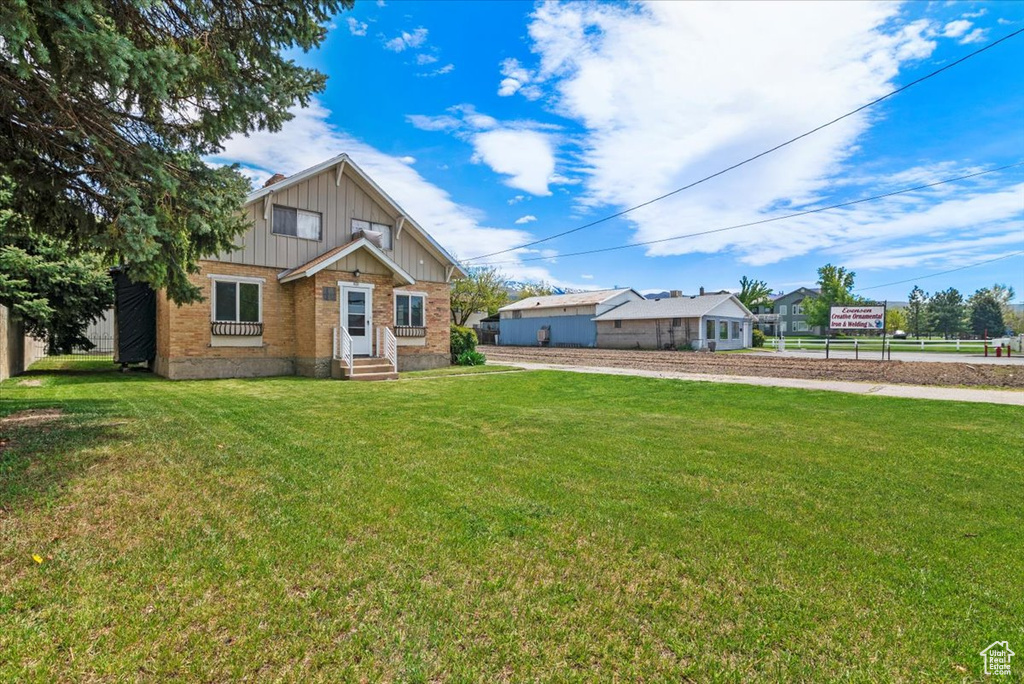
[[463, 27, 1024, 263], [471, 161, 1024, 267], [856, 250, 1024, 292]]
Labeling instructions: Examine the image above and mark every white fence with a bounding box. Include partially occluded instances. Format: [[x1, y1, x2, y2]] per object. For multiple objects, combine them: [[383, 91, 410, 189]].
[[768, 337, 1015, 355]]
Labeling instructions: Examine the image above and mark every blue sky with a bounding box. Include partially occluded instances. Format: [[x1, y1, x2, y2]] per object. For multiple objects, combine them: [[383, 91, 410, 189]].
[[213, 0, 1024, 302]]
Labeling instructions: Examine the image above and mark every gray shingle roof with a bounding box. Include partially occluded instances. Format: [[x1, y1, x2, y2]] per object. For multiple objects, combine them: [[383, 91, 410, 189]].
[[593, 293, 750, 321], [499, 288, 638, 312]]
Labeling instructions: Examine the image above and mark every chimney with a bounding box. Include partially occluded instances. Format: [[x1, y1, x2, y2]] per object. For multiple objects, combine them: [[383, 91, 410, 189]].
[[669, 290, 682, 298], [263, 173, 287, 188], [699, 286, 705, 296]]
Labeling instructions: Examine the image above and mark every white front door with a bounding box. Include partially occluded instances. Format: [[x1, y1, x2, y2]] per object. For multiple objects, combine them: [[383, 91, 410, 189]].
[[341, 285, 373, 356]]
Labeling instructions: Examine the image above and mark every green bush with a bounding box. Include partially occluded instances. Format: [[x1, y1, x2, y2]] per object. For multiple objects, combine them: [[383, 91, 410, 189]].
[[455, 350, 487, 366], [752, 329, 766, 348], [450, 325, 477, 363]]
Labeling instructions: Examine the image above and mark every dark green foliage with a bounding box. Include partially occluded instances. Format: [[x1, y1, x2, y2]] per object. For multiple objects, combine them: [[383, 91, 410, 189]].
[[737, 276, 772, 310], [927, 288, 966, 339], [751, 329, 766, 347], [0, 178, 112, 352], [450, 325, 477, 363], [0, 0, 350, 303], [455, 350, 487, 367], [906, 286, 929, 337], [969, 293, 1004, 338]]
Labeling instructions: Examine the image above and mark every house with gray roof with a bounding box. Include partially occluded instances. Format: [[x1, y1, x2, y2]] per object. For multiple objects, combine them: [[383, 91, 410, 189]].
[[592, 291, 756, 350], [752, 287, 821, 336], [497, 288, 645, 347]]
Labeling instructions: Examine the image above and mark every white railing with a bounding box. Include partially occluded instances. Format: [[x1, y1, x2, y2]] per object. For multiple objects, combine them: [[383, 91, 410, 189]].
[[334, 326, 353, 373], [766, 337, 995, 354], [382, 326, 398, 372]]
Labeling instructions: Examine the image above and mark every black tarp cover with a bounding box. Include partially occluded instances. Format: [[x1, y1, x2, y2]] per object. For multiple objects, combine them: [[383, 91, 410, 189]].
[[112, 270, 156, 364]]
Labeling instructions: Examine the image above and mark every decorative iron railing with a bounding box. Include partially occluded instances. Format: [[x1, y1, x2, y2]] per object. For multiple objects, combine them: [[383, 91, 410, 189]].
[[394, 325, 426, 338], [210, 321, 263, 336]]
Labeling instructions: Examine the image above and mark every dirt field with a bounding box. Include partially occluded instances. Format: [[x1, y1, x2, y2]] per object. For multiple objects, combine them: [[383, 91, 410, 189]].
[[486, 346, 1024, 388]]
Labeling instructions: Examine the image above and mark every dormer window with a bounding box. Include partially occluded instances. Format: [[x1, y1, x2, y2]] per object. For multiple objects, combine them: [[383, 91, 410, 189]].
[[273, 205, 322, 240], [352, 219, 393, 249]]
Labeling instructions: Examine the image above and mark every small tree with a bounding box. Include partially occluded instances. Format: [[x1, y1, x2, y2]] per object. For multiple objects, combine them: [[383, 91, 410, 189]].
[[802, 264, 861, 330], [450, 267, 510, 326], [928, 288, 966, 339], [969, 292, 1004, 338], [906, 286, 930, 338], [737, 276, 772, 311], [885, 308, 907, 334]]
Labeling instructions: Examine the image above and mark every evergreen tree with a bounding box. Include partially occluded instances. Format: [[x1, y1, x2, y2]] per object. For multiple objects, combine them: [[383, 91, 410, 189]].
[[969, 292, 1004, 338], [906, 286, 930, 338], [927, 288, 966, 339], [737, 276, 773, 310], [0, 0, 350, 304]]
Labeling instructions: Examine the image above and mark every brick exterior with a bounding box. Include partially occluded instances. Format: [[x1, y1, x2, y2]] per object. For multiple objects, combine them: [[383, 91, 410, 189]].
[[155, 260, 451, 379]]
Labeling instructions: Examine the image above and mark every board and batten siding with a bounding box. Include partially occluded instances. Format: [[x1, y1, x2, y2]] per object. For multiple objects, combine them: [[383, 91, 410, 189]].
[[219, 169, 447, 283]]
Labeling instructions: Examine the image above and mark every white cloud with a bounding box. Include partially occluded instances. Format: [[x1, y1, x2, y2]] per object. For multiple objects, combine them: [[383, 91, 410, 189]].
[[384, 28, 428, 52], [407, 105, 563, 195], [941, 19, 972, 38], [377, 0, 386, 6], [514, 215, 537, 224], [504, 2, 1021, 270], [398, 156, 416, 165], [418, 63, 455, 78], [497, 58, 543, 100], [209, 100, 583, 285], [416, 53, 438, 65], [581, 274, 594, 280], [958, 27, 988, 44], [472, 129, 556, 196], [347, 17, 368, 36], [507, 195, 526, 205]]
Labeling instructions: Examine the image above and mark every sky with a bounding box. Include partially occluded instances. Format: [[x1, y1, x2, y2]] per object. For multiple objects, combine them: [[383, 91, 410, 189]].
[[211, 0, 1024, 302]]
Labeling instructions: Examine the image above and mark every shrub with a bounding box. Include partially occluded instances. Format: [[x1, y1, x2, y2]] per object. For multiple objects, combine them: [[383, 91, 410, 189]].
[[450, 325, 477, 363], [455, 350, 486, 366], [752, 329, 766, 347]]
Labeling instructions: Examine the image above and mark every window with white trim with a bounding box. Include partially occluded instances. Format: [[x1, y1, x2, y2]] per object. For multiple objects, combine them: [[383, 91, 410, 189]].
[[352, 219, 393, 249], [779, 304, 788, 316], [795, 321, 809, 332], [732, 321, 741, 339], [213, 280, 261, 323], [793, 304, 804, 315], [395, 291, 425, 327], [272, 205, 322, 240]]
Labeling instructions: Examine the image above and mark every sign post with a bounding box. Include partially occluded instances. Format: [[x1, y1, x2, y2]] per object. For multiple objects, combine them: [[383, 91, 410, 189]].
[[829, 304, 886, 361]]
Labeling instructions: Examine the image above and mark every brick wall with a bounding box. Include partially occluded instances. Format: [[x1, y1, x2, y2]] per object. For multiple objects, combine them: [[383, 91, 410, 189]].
[[156, 260, 452, 379]]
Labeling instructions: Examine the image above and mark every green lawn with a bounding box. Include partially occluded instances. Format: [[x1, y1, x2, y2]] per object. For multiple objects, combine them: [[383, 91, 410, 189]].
[[1, 365, 1021, 681], [400, 364, 523, 378]]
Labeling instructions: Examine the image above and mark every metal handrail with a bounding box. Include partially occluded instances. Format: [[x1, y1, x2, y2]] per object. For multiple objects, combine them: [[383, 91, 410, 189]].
[[334, 326, 353, 373], [383, 326, 398, 373]]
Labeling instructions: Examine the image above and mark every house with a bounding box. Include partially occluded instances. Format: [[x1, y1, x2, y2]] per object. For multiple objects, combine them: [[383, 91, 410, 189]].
[[752, 287, 821, 336], [497, 288, 645, 347], [592, 291, 756, 350], [152, 154, 466, 380]]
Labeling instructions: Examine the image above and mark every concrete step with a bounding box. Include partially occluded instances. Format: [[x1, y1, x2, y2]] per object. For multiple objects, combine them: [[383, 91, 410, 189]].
[[353, 357, 389, 366], [343, 362, 394, 376], [347, 371, 399, 381]]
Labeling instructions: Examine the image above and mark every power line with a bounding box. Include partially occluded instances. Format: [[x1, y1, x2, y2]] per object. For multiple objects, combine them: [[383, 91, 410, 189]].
[[463, 27, 1024, 264], [857, 250, 1024, 292], [471, 161, 1024, 267]]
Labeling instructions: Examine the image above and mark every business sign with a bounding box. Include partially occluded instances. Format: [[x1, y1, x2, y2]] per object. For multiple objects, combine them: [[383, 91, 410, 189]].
[[830, 305, 885, 330]]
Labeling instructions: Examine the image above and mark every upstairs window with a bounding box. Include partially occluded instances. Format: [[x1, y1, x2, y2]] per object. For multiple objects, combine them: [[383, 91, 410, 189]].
[[273, 205, 322, 240], [779, 304, 788, 316], [352, 219, 393, 249], [395, 292, 425, 327]]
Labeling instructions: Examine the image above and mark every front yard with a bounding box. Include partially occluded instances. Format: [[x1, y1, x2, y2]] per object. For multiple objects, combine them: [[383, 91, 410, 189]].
[[1, 366, 1021, 681]]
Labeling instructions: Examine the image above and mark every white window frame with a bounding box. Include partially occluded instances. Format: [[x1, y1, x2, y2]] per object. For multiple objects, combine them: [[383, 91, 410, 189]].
[[732, 321, 741, 340], [207, 274, 264, 324], [352, 218, 394, 250], [272, 204, 323, 241], [779, 304, 788, 316], [394, 290, 427, 328], [793, 304, 804, 316]]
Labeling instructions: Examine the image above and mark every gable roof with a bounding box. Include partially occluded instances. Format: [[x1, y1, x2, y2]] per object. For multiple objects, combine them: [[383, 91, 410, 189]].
[[498, 288, 642, 312], [592, 293, 755, 321], [244, 154, 467, 279], [277, 237, 415, 285]]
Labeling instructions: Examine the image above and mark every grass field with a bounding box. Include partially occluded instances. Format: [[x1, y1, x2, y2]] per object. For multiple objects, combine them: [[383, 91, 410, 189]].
[[1, 364, 1021, 681]]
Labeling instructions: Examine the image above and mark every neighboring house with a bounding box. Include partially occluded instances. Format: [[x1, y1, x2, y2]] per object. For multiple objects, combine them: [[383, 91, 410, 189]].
[[497, 288, 645, 347], [752, 287, 822, 336], [0, 305, 45, 381], [592, 291, 756, 350], [153, 154, 466, 380]]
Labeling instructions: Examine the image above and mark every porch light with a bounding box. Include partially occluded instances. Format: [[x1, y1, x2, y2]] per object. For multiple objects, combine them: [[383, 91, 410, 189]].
[[353, 269, 361, 278]]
